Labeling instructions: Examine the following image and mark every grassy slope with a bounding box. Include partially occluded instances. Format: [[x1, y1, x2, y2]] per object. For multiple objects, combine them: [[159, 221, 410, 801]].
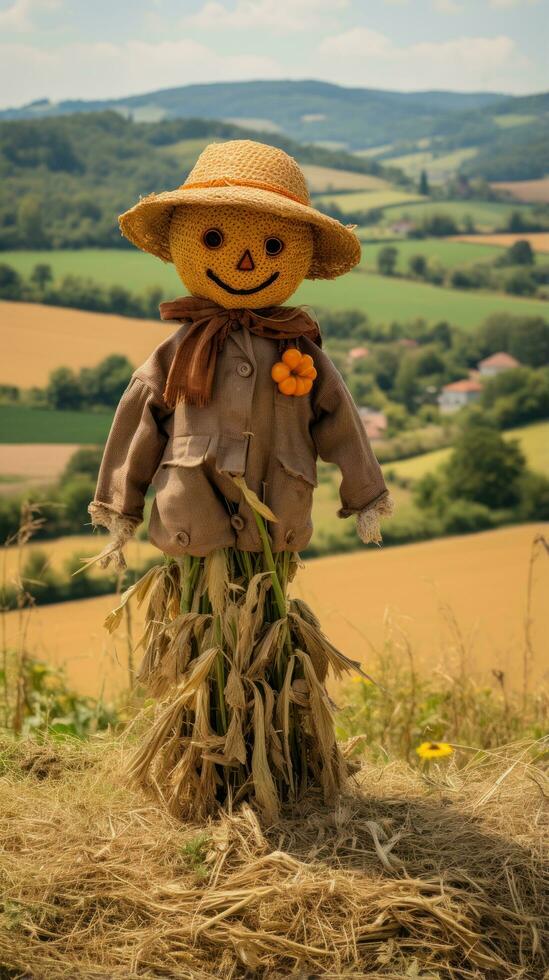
[[379, 199, 534, 230], [315, 189, 425, 212], [387, 147, 479, 179], [389, 420, 549, 481], [358, 237, 505, 270]]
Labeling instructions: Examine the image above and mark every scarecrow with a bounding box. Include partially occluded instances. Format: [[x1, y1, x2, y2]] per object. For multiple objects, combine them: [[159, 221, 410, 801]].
[[89, 140, 392, 821]]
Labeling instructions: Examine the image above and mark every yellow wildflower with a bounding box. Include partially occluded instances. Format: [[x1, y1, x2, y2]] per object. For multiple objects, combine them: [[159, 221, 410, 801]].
[[416, 741, 453, 760]]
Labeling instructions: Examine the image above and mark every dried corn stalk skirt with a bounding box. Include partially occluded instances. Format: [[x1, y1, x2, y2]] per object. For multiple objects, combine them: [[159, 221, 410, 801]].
[[107, 548, 363, 823]]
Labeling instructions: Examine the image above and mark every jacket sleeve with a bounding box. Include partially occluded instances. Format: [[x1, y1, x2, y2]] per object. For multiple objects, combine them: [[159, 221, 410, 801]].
[[90, 375, 173, 527], [310, 358, 388, 518]]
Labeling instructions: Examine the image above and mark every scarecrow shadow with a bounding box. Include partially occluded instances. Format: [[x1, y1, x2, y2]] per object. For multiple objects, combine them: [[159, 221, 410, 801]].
[[268, 784, 539, 892], [262, 781, 547, 976]]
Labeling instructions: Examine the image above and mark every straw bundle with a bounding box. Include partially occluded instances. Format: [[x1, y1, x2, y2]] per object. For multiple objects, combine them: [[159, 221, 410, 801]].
[[1, 736, 547, 978], [108, 543, 361, 821]]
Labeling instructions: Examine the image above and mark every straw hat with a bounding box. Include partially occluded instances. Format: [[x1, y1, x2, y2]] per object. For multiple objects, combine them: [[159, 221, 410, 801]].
[[119, 139, 361, 280]]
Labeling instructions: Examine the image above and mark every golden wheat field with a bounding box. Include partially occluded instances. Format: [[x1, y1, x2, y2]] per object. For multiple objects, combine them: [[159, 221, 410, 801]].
[[301, 163, 391, 193], [0, 301, 172, 387], [491, 178, 549, 203], [452, 231, 549, 253], [3, 523, 547, 699]]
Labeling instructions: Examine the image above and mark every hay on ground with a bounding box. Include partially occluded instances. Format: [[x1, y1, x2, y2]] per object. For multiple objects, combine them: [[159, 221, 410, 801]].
[[0, 736, 547, 979]]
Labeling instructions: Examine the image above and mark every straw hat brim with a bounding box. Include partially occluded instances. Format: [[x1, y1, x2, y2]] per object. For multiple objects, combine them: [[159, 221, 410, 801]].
[[118, 185, 361, 280]]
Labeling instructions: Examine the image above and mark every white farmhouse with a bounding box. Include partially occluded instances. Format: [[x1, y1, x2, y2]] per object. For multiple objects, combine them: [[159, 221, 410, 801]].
[[478, 352, 521, 377], [438, 378, 482, 414]]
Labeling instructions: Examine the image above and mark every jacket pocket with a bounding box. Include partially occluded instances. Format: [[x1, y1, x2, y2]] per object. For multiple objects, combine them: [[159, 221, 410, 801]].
[[216, 434, 249, 476], [278, 451, 318, 488], [161, 434, 210, 468]]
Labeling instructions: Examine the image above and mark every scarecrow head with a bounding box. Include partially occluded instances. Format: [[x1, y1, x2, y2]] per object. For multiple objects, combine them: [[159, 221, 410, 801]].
[[119, 140, 361, 308]]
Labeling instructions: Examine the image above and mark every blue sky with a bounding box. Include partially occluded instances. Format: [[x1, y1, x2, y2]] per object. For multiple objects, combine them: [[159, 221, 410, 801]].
[[0, 0, 547, 109]]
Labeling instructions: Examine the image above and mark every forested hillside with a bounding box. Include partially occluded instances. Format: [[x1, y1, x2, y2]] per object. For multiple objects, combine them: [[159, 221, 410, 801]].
[[0, 112, 405, 250]]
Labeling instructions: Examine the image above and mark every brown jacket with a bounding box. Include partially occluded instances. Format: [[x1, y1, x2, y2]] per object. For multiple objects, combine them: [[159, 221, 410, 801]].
[[91, 322, 387, 556]]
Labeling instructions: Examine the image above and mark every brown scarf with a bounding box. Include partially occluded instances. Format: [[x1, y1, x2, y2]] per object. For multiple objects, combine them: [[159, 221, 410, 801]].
[[159, 296, 322, 408]]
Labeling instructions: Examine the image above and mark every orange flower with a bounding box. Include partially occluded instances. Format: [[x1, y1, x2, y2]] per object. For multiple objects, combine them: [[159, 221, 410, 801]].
[[271, 348, 317, 397]]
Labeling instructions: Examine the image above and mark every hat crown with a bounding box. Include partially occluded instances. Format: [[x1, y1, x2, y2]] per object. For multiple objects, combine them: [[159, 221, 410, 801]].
[[183, 139, 310, 206]]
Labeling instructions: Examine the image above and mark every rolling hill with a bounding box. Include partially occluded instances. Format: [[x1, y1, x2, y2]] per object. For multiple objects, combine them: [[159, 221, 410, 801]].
[[2, 79, 547, 180], [0, 79, 503, 148]]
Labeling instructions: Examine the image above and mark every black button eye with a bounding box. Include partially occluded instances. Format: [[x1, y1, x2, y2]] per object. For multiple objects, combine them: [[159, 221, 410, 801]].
[[203, 228, 224, 249], [265, 236, 284, 256]]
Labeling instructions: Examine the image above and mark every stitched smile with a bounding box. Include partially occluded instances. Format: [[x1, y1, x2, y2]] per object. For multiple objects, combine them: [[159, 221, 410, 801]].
[[206, 268, 279, 295]]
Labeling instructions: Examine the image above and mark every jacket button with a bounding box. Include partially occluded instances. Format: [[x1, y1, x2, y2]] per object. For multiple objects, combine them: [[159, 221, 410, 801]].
[[237, 361, 253, 378], [230, 513, 245, 531], [285, 529, 296, 545], [177, 530, 190, 546]]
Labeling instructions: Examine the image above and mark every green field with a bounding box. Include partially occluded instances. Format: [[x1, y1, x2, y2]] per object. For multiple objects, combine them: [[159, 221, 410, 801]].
[[387, 148, 478, 180], [314, 189, 425, 213], [1, 249, 182, 293], [380, 199, 534, 232], [493, 114, 535, 129], [4, 247, 549, 332], [0, 405, 114, 444], [295, 270, 549, 330], [388, 420, 549, 482], [359, 238, 505, 271]]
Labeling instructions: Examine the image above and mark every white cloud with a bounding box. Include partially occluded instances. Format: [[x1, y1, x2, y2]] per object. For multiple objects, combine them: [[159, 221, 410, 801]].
[[184, 0, 349, 32], [433, 0, 463, 13], [0, 38, 281, 108], [489, 0, 540, 6], [319, 27, 529, 91], [0, 0, 60, 32]]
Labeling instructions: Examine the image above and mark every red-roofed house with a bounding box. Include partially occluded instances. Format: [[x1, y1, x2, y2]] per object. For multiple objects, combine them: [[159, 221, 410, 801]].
[[438, 378, 482, 414], [358, 407, 388, 441], [348, 346, 370, 362], [478, 352, 521, 377]]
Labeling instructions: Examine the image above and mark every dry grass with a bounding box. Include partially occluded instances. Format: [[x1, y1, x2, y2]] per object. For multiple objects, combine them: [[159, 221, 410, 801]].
[[0, 735, 547, 978]]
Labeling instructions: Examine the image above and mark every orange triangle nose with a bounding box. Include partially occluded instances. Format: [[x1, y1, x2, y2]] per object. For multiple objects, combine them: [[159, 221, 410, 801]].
[[237, 249, 255, 271]]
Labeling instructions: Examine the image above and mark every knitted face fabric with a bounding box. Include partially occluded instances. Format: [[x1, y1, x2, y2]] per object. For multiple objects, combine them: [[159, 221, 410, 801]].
[[169, 204, 314, 309]]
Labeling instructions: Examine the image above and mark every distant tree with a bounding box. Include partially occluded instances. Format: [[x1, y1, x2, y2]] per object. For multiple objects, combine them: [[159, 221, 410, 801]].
[[374, 348, 401, 392], [79, 354, 133, 407], [507, 317, 549, 366], [0, 263, 22, 298], [419, 170, 430, 196], [62, 447, 103, 482], [445, 423, 525, 509], [506, 210, 527, 233], [505, 268, 536, 296], [17, 194, 47, 248], [505, 240, 534, 266], [421, 213, 459, 237], [393, 355, 421, 412], [462, 214, 476, 233], [377, 246, 399, 276], [30, 263, 53, 289], [46, 367, 83, 410], [408, 254, 427, 278], [428, 321, 452, 349]]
